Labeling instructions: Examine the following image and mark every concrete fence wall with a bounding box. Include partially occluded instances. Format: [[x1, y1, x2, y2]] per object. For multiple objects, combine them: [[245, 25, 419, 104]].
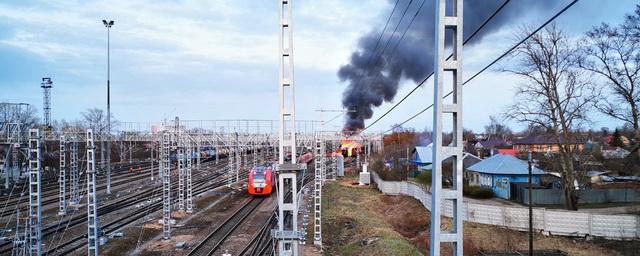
[[521, 188, 640, 205], [371, 172, 640, 240]]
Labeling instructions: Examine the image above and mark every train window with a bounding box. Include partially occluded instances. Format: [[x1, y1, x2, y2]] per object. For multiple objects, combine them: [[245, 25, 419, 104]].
[[253, 170, 266, 180]]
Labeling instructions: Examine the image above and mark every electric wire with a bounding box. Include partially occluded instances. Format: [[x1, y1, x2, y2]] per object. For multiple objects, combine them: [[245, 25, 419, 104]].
[[375, 0, 580, 135], [362, 0, 512, 132]]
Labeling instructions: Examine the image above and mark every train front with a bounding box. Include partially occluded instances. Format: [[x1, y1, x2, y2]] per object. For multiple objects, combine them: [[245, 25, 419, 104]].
[[248, 166, 273, 196]]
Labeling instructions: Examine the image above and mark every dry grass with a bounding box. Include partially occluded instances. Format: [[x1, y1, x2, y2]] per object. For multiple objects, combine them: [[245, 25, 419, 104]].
[[323, 176, 639, 256]]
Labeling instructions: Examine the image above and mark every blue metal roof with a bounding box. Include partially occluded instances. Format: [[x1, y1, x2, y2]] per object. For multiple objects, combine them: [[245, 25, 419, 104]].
[[467, 154, 546, 175], [413, 145, 433, 164]]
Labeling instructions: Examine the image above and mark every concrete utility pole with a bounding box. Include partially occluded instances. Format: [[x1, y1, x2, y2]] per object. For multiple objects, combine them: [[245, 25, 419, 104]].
[[102, 19, 114, 195], [528, 151, 533, 256], [273, 0, 305, 255], [58, 135, 66, 216], [70, 137, 79, 205], [86, 129, 99, 256], [186, 141, 193, 213], [161, 130, 171, 239], [430, 0, 464, 255], [313, 136, 323, 248], [28, 129, 42, 256], [178, 129, 185, 212]]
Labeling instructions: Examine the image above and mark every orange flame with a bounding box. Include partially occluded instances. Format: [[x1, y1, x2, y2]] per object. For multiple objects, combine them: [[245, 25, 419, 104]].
[[340, 139, 361, 157]]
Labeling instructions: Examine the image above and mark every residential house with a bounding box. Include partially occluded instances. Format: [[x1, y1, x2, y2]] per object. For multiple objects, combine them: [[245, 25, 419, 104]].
[[474, 139, 511, 158], [513, 135, 585, 153], [412, 144, 481, 173], [466, 154, 546, 199], [411, 145, 433, 172]]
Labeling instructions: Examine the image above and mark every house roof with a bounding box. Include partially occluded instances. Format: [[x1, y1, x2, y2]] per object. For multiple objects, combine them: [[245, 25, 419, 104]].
[[423, 153, 481, 170], [413, 144, 433, 164], [476, 139, 510, 148], [467, 154, 546, 175], [513, 135, 586, 145]]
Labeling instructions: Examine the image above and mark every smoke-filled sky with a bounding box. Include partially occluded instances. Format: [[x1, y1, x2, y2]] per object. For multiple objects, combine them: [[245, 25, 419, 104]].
[[0, 0, 637, 133]]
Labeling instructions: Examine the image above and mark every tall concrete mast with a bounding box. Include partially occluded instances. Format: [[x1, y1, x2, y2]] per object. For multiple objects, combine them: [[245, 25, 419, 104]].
[[430, 0, 464, 255], [274, 0, 304, 255]]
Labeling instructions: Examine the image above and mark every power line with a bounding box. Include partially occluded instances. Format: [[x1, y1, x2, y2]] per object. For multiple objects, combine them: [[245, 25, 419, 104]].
[[349, 0, 402, 91], [377, 0, 580, 135], [362, 0, 512, 132], [351, 0, 416, 93]]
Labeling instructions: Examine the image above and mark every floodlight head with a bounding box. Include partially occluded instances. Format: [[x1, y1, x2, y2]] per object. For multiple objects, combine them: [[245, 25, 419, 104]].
[[102, 20, 114, 27]]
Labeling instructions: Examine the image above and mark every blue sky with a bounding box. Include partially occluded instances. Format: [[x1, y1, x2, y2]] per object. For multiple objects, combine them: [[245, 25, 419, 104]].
[[0, 0, 637, 133]]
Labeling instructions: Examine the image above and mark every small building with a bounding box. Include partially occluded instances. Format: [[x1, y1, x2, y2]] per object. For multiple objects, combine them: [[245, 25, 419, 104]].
[[467, 154, 546, 200], [513, 135, 585, 154], [412, 144, 433, 172], [601, 147, 630, 159], [474, 139, 511, 158], [413, 144, 481, 173]]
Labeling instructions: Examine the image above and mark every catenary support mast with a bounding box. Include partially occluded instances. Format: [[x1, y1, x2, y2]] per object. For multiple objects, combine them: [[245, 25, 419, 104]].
[[273, 0, 304, 255], [86, 129, 99, 256], [430, 0, 464, 255], [28, 129, 42, 256], [58, 135, 66, 216]]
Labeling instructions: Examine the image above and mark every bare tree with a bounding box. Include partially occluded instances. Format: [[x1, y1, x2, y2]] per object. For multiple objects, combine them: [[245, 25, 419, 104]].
[[483, 116, 513, 140], [580, 5, 640, 138], [81, 108, 108, 134], [503, 24, 597, 210]]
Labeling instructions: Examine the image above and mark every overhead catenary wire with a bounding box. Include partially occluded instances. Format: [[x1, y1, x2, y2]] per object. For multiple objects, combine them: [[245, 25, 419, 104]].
[[362, 0, 512, 132], [351, 0, 416, 92], [368, 0, 579, 135], [380, 0, 580, 135]]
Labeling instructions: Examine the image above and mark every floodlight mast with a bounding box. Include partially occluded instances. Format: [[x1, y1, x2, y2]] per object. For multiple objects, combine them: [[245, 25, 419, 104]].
[[102, 19, 114, 195]]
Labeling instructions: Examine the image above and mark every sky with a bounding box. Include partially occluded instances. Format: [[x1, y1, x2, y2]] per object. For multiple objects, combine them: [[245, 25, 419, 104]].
[[0, 0, 638, 134]]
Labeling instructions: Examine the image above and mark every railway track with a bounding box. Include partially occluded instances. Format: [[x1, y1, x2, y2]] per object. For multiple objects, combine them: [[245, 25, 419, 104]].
[[187, 198, 265, 256], [42, 154, 261, 255], [0, 164, 154, 218], [202, 161, 315, 256], [0, 157, 233, 255]]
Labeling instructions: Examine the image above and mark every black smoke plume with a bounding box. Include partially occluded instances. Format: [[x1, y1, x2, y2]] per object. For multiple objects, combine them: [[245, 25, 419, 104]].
[[339, 0, 559, 132]]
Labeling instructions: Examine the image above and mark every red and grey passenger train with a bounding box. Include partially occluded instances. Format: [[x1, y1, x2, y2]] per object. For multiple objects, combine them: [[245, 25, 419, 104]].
[[247, 152, 314, 196]]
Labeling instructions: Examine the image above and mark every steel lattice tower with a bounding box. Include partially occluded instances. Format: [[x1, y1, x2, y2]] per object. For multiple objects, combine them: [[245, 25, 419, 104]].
[[86, 129, 99, 256], [431, 0, 463, 255], [161, 131, 171, 240], [274, 1, 303, 254], [70, 138, 79, 205], [40, 78, 52, 127], [58, 135, 66, 216], [27, 129, 42, 256], [313, 137, 323, 247], [186, 141, 193, 213]]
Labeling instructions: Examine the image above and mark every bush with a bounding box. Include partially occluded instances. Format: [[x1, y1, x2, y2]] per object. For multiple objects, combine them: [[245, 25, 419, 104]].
[[416, 171, 432, 186], [469, 187, 494, 199]]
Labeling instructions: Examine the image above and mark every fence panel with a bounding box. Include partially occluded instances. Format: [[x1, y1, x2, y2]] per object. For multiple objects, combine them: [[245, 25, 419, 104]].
[[371, 171, 639, 239]]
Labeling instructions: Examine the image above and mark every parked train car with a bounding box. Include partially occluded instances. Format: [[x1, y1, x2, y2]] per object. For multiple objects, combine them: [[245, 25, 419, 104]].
[[169, 148, 216, 161], [297, 152, 314, 164], [248, 166, 274, 196]]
